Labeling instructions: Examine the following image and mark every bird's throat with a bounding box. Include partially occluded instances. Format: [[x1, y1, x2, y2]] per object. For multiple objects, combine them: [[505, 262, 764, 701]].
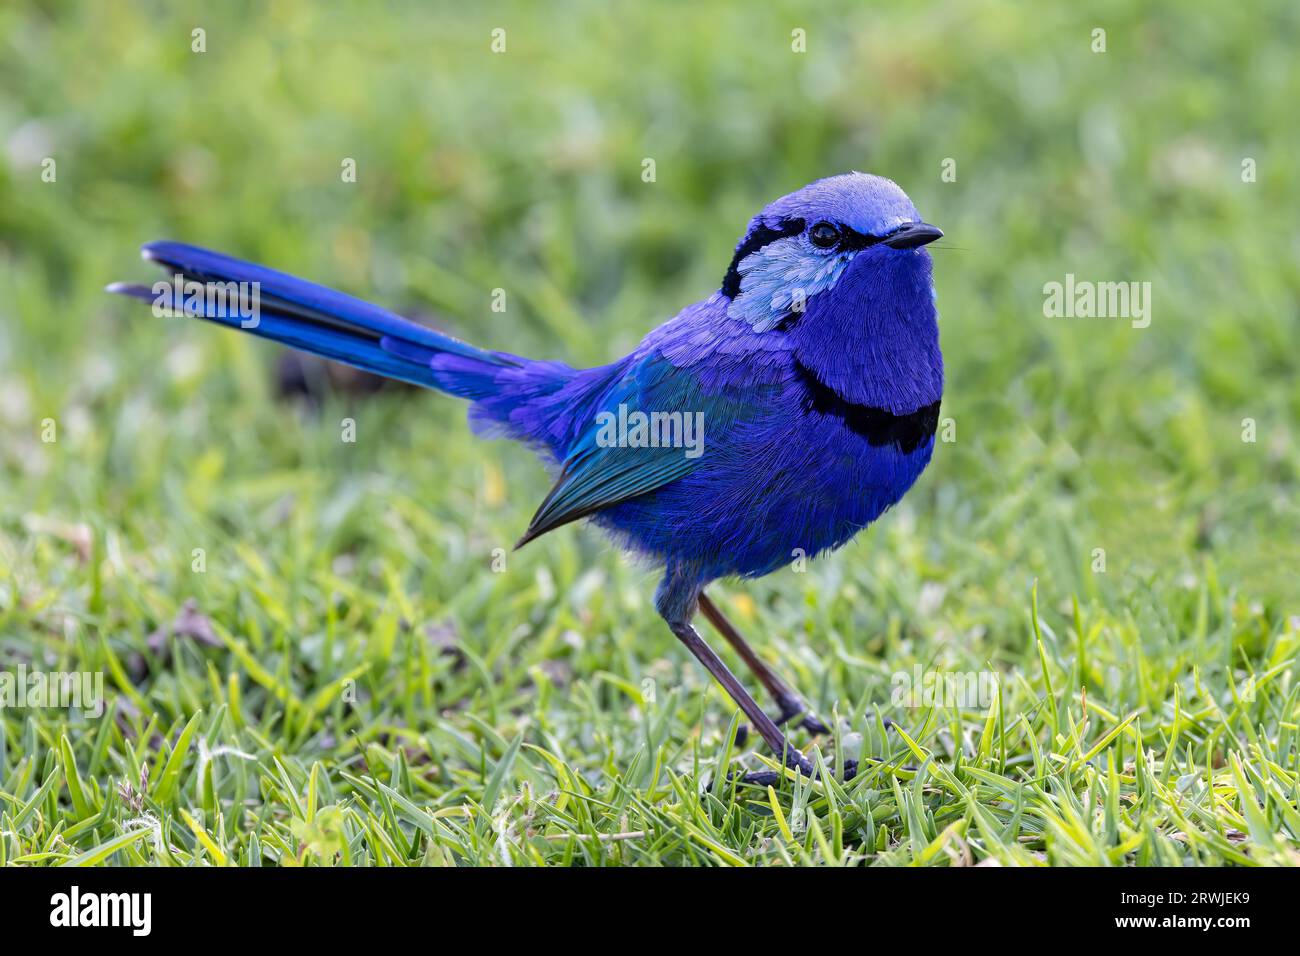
[[789, 251, 943, 415]]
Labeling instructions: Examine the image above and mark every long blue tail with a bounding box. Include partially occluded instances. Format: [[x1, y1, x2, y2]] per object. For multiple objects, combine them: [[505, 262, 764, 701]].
[[108, 241, 612, 459], [108, 241, 516, 391]]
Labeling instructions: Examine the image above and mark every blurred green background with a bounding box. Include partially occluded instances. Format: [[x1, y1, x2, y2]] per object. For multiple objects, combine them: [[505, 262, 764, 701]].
[[0, 1, 1297, 865]]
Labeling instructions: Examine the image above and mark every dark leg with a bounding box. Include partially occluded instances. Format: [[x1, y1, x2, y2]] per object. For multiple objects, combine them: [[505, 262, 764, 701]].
[[697, 592, 830, 735], [657, 574, 814, 777]]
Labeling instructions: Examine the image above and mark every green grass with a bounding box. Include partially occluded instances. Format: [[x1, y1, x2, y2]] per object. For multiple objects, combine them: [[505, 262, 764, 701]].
[[1, 0, 1298, 865]]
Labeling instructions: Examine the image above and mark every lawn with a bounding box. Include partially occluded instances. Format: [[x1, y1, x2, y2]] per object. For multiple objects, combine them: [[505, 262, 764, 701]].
[[1, 0, 1297, 865]]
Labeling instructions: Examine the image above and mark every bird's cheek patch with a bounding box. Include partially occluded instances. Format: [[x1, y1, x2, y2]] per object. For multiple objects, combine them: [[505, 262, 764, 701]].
[[727, 239, 853, 333]]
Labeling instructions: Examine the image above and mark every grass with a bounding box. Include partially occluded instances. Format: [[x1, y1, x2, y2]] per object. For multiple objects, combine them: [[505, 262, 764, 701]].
[[1, 0, 1298, 866]]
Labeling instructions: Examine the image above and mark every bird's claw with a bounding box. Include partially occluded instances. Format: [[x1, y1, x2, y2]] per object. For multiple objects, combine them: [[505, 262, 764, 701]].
[[734, 755, 859, 788], [718, 714, 902, 790], [773, 697, 831, 736], [796, 713, 832, 735], [735, 706, 830, 751]]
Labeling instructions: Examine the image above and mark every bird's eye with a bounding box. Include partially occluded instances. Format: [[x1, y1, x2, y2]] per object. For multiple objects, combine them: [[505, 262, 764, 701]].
[[809, 221, 840, 248]]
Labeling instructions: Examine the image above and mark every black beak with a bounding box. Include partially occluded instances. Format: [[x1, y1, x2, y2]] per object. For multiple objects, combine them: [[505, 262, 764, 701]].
[[883, 221, 944, 249]]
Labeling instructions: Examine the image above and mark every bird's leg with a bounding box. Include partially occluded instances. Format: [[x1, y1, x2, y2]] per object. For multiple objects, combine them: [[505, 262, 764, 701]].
[[657, 576, 814, 777], [697, 591, 830, 735], [665, 617, 815, 777]]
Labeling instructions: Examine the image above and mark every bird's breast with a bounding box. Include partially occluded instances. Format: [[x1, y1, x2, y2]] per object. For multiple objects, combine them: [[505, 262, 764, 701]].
[[792, 358, 941, 454]]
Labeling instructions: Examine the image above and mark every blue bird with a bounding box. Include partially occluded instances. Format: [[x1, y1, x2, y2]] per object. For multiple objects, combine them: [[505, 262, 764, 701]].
[[109, 172, 943, 781]]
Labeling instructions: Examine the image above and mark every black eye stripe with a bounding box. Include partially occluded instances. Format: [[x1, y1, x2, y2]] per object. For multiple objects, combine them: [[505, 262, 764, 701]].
[[809, 221, 884, 252], [721, 217, 805, 298], [720, 217, 885, 299], [834, 227, 884, 251]]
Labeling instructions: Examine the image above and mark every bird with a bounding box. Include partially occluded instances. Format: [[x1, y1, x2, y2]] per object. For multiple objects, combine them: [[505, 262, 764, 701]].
[[108, 172, 944, 783]]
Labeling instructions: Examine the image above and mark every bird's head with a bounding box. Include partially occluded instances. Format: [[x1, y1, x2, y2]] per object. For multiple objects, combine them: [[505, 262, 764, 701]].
[[721, 172, 942, 333]]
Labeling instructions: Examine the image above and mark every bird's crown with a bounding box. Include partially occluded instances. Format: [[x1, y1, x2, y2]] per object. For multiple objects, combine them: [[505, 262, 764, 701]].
[[758, 171, 921, 239]]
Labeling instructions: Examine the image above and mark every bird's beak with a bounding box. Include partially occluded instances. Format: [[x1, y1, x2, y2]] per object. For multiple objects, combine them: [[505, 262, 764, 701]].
[[883, 221, 944, 249]]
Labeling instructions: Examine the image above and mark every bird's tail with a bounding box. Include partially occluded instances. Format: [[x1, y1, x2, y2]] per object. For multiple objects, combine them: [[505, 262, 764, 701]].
[[108, 241, 517, 393]]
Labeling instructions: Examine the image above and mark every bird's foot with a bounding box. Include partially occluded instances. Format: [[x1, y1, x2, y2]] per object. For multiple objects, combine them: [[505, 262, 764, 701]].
[[724, 716, 902, 789], [796, 713, 832, 735], [711, 744, 819, 791], [773, 695, 832, 736], [733, 704, 830, 750], [735, 755, 861, 788]]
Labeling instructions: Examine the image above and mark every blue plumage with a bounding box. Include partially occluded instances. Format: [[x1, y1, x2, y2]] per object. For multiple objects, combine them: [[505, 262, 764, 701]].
[[110, 172, 945, 780]]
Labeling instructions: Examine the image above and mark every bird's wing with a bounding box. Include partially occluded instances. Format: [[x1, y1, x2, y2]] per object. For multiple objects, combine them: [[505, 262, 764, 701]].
[[514, 351, 739, 548]]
